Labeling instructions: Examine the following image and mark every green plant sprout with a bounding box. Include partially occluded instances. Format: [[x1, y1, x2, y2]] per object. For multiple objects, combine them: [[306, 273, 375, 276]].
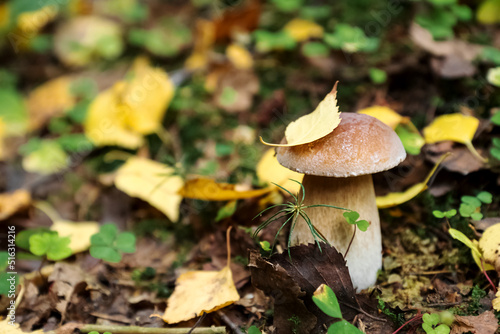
[[421, 312, 454, 334], [312, 284, 363, 334], [253, 180, 350, 258], [90, 224, 136, 263], [342, 211, 369, 259]]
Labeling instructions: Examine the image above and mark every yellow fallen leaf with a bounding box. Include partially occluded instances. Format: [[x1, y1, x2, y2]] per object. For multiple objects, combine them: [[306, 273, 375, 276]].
[[423, 113, 479, 145], [358, 106, 406, 130], [0, 319, 43, 334], [260, 83, 341, 147], [17, 5, 58, 34], [163, 228, 239, 323], [226, 43, 253, 69], [479, 223, 500, 271], [256, 148, 303, 194], [376, 153, 449, 208], [283, 18, 324, 42], [0, 189, 31, 221], [85, 57, 174, 148], [180, 177, 272, 201], [27, 76, 76, 131], [115, 157, 184, 222], [493, 290, 500, 311], [51, 220, 100, 253]]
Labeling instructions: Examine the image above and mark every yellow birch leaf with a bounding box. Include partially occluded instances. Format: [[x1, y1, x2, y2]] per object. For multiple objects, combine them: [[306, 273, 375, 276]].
[[17, 5, 58, 34], [85, 58, 174, 148], [376, 153, 449, 208], [479, 223, 500, 269], [115, 157, 184, 222], [423, 113, 479, 145], [226, 43, 253, 69], [0, 189, 31, 221], [50, 220, 100, 253], [180, 178, 273, 201], [493, 290, 500, 311], [27, 76, 76, 131], [283, 18, 324, 42], [358, 106, 405, 130], [256, 148, 303, 194], [163, 228, 239, 323], [260, 83, 341, 147]]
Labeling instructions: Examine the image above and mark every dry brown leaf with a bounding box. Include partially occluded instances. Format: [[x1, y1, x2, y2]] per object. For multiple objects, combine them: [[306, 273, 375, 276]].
[[451, 311, 498, 334]]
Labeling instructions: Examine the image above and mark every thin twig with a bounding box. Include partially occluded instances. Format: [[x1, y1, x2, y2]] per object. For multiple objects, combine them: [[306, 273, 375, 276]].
[[338, 301, 386, 322], [79, 325, 226, 334]]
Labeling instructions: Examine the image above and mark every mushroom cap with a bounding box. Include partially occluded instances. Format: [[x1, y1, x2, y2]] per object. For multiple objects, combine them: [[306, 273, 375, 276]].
[[276, 113, 406, 177]]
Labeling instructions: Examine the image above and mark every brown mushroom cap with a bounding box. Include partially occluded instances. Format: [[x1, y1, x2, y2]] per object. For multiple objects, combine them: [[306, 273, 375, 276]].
[[276, 113, 406, 177]]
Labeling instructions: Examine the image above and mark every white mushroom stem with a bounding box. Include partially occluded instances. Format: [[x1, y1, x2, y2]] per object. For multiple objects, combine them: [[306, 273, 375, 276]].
[[290, 174, 382, 291]]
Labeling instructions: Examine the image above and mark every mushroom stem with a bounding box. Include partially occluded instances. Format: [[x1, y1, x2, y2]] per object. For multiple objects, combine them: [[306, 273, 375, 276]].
[[291, 174, 382, 291]]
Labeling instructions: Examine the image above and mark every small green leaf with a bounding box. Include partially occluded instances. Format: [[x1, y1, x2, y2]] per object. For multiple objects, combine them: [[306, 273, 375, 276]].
[[471, 212, 483, 220], [115, 232, 136, 253], [29, 232, 72, 261], [90, 245, 122, 263], [422, 323, 434, 334], [491, 113, 500, 126], [312, 284, 342, 319], [492, 138, 500, 147], [491, 147, 500, 160], [433, 210, 445, 218], [215, 200, 238, 222], [423, 313, 440, 326], [476, 191, 492, 204], [461, 196, 481, 208], [434, 324, 451, 334], [260, 240, 271, 252], [0, 272, 18, 296], [459, 203, 476, 217], [16, 228, 52, 250], [369, 68, 387, 84], [302, 42, 329, 57], [448, 228, 482, 259], [356, 220, 370, 232], [327, 319, 363, 334], [343, 211, 360, 224], [247, 325, 263, 334], [439, 310, 454, 326]]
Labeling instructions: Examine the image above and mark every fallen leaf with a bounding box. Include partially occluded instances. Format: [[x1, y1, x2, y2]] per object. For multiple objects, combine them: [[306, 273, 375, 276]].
[[0, 189, 31, 220], [358, 106, 405, 130], [424, 142, 485, 175], [283, 18, 324, 42], [163, 228, 240, 324], [451, 311, 498, 334], [114, 157, 184, 222], [179, 177, 272, 201], [85, 57, 174, 148], [423, 113, 479, 145], [22, 140, 69, 175], [226, 43, 253, 69], [376, 153, 449, 208], [260, 83, 341, 147], [17, 4, 58, 35], [256, 148, 303, 194], [26, 76, 76, 131], [493, 290, 500, 311], [0, 319, 43, 334], [479, 223, 500, 272], [50, 220, 100, 253], [54, 16, 124, 67]]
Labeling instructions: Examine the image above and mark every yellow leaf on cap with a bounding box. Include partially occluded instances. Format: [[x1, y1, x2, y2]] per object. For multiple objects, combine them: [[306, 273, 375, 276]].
[[51, 220, 100, 253], [256, 148, 303, 194], [423, 113, 479, 145], [115, 157, 184, 222], [376, 153, 449, 208], [283, 18, 324, 42], [180, 177, 272, 201], [226, 43, 253, 69], [0, 189, 31, 221], [479, 223, 500, 272], [85, 57, 174, 149], [358, 106, 405, 130], [260, 83, 341, 147]]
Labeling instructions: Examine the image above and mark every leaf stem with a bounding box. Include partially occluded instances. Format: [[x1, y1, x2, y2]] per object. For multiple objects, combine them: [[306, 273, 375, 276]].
[[464, 141, 488, 164], [391, 313, 422, 334], [344, 225, 356, 260]]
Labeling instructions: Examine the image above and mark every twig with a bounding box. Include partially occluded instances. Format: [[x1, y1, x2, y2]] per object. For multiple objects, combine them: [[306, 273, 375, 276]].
[[391, 313, 422, 334], [217, 311, 245, 334], [338, 301, 386, 322], [187, 313, 207, 334], [344, 226, 356, 260], [79, 325, 227, 334]]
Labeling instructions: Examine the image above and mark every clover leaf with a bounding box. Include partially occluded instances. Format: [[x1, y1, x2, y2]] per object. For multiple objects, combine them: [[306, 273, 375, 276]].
[[343, 211, 370, 232], [90, 224, 136, 263], [432, 209, 457, 219], [29, 232, 72, 261]]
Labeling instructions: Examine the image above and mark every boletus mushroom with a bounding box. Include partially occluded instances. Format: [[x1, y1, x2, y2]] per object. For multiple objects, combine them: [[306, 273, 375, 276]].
[[276, 113, 406, 291]]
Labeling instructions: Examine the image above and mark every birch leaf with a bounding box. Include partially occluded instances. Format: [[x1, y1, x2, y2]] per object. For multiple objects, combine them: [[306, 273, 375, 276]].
[[180, 177, 272, 201], [115, 157, 184, 222], [256, 148, 303, 194], [260, 83, 341, 147], [423, 113, 479, 145]]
